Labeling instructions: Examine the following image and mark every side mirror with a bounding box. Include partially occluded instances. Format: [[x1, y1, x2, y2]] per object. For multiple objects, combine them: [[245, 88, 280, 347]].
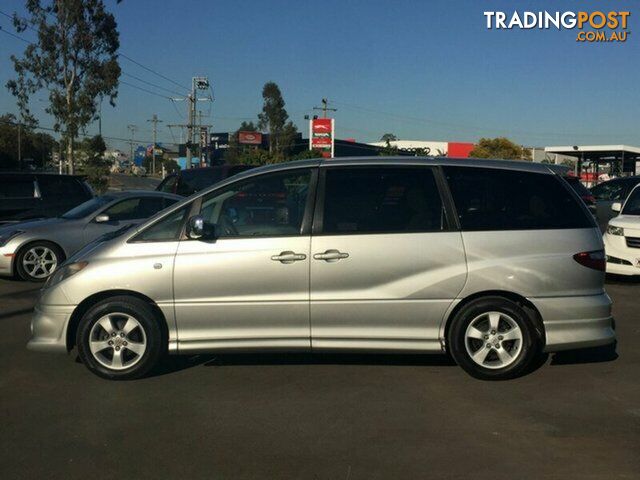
[[611, 202, 622, 213], [95, 214, 110, 223], [187, 215, 205, 239]]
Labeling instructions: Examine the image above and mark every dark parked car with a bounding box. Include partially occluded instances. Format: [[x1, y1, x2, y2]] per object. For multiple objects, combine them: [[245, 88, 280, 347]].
[[0, 172, 94, 226], [156, 165, 254, 196], [590, 176, 640, 230], [564, 176, 597, 217]]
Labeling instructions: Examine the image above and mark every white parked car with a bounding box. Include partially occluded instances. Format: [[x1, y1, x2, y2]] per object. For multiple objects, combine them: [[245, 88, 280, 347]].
[[603, 184, 640, 275]]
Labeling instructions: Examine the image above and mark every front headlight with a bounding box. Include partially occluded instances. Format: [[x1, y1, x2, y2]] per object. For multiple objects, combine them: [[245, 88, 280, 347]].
[[606, 225, 624, 236], [45, 261, 88, 289], [0, 230, 25, 247]]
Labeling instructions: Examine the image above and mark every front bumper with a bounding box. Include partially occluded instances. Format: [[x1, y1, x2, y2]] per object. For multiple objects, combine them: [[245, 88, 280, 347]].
[[26, 303, 75, 353], [0, 249, 15, 277], [603, 233, 640, 276], [530, 293, 616, 352]]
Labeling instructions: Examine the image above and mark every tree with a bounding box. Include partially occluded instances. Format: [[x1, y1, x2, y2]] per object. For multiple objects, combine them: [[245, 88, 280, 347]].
[[78, 134, 110, 193], [257, 82, 297, 156], [0, 113, 58, 169], [238, 121, 257, 132], [7, 0, 121, 174], [469, 137, 532, 161], [380, 133, 398, 142]]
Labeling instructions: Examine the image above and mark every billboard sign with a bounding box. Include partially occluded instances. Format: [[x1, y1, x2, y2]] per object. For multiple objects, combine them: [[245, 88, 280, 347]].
[[200, 127, 209, 148], [310, 118, 335, 158], [238, 131, 263, 145]]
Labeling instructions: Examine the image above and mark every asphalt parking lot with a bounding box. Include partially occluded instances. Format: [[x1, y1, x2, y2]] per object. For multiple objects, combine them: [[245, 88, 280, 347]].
[[0, 277, 638, 480]]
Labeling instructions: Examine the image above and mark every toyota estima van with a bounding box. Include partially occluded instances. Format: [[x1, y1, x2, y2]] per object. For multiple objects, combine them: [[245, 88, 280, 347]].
[[28, 157, 615, 380]]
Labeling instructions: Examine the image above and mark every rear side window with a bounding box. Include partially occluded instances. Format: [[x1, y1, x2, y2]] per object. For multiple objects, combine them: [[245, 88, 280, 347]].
[[0, 176, 35, 199], [322, 167, 445, 234], [38, 176, 89, 200], [590, 180, 625, 201], [178, 170, 224, 196], [443, 166, 593, 230], [157, 174, 178, 194]]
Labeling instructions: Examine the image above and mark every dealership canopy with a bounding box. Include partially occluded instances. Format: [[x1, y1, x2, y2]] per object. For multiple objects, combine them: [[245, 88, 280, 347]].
[[545, 145, 640, 176]]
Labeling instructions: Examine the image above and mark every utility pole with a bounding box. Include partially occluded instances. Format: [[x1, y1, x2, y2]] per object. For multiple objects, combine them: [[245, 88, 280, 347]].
[[173, 77, 212, 169], [147, 114, 163, 175], [186, 91, 195, 169], [313, 98, 337, 118], [127, 124, 137, 166], [17, 122, 22, 170]]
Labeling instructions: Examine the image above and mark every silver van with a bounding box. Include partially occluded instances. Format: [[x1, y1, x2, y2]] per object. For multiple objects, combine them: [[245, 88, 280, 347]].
[[28, 157, 615, 380]]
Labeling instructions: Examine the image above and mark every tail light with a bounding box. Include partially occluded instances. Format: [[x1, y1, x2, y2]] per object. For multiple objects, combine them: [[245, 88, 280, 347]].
[[573, 250, 606, 271]]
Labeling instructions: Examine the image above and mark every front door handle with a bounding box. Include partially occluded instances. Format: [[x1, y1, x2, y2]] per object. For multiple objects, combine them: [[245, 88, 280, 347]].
[[271, 251, 307, 264], [313, 249, 349, 262]]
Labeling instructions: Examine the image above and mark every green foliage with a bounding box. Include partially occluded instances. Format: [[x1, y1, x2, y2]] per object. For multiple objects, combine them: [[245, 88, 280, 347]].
[[469, 137, 531, 161], [7, 0, 121, 173], [292, 149, 323, 160], [380, 133, 398, 142], [238, 121, 257, 132], [257, 82, 298, 156], [78, 135, 110, 193], [0, 113, 58, 169], [379, 138, 399, 156]]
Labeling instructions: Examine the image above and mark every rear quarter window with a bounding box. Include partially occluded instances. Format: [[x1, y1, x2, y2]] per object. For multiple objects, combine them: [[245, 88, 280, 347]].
[[443, 166, 593, 231], [38, 175, 90, 200]]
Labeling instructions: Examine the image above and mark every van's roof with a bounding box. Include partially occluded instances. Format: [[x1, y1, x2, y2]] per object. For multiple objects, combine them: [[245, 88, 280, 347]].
[[233, 156, 560, 179]]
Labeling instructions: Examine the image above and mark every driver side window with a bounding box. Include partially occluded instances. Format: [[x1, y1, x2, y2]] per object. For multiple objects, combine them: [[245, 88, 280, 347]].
[[199, 169, 311, 238]]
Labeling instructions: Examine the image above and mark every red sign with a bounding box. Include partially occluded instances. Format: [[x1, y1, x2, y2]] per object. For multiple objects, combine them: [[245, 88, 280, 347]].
[[238, 131, 262, 145], [310, 118, 334, 158], [447, 142, 475, 158]]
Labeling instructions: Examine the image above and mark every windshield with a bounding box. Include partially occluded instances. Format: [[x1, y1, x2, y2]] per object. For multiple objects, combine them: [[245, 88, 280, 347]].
[[622, 188, 640, 215], [61, 196, 115, 219]]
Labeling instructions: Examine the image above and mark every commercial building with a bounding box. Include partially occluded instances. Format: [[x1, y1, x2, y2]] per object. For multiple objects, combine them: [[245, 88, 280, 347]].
[[368, 140, 475, 158]]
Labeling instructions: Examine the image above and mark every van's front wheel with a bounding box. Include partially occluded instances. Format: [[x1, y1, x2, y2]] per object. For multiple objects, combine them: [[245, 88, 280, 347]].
[[76, 296, 164, 380], [448, 297, 539, 380]]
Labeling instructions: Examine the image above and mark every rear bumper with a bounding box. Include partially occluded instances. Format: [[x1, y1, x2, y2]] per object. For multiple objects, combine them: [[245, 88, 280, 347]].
[[530, 293, 616, 352], [26, 304, 74, 353]]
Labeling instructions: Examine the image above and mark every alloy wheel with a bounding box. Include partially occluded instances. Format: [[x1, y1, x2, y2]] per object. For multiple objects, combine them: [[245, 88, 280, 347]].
[[464, 311, 523, 369], [22, 246, 58, 279], [88, 313, 147, 370]]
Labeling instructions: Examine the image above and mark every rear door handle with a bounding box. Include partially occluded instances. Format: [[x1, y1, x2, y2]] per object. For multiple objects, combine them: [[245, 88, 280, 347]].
[[271, 251, 307, 264], [313, 249, 349, 262]]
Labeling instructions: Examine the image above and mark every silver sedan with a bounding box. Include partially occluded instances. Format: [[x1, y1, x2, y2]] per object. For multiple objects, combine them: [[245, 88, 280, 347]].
[[0, 190, 181, 281]]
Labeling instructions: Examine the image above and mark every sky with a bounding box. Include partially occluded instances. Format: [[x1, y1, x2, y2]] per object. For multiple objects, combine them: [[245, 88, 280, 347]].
[[0, 0, 638, 151]]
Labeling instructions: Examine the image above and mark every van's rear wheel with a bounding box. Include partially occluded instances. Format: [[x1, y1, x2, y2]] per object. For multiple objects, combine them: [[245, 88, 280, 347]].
[[448, 297, 539, 380], [76, 296, 164, 380]]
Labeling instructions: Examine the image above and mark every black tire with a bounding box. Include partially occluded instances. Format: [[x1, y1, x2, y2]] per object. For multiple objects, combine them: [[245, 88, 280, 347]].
[[15, 241, 64, 282], [76, 296, 165, 380], [448, 296, 540, 380]]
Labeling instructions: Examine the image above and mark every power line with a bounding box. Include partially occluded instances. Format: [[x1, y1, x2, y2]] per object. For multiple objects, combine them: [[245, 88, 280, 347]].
[[0, 25, 31, 43], [1, 8, 190, 93], [0, 118, 173, 145], [122, 72, 186, 97], [118, 53, 189, 92], [120, 80, 172, 100]]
